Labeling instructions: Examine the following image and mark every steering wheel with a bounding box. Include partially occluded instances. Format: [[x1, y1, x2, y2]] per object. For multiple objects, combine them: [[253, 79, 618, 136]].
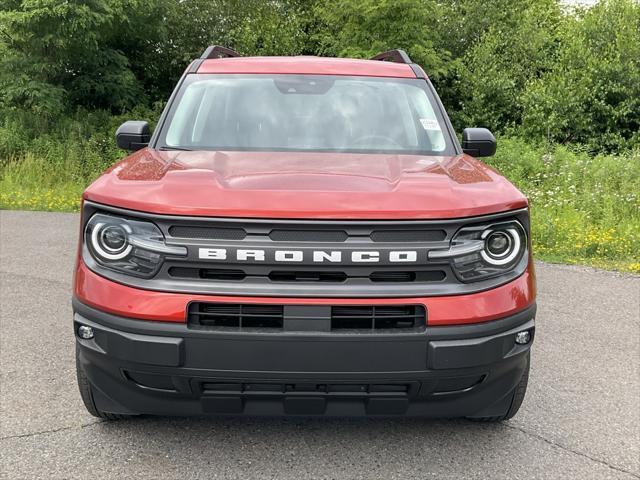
[[351, 135, 402, 149]]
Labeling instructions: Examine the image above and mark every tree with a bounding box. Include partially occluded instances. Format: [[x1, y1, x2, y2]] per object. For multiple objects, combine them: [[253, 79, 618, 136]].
[[311, 0, 452, 80], [521, 0, 640, 151], [452, 0, 562, 133], [0, 0, 309, 113], [0, 0, 165, 113]]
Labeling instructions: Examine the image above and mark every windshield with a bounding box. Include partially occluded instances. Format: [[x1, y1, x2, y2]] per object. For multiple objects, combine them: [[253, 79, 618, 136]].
[[160, 75, 454, 155]]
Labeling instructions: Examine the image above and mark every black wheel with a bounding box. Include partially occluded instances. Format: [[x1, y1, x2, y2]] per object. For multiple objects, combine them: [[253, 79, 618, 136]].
[[76, 346, 132, 420], [469, 352, 530, 422]]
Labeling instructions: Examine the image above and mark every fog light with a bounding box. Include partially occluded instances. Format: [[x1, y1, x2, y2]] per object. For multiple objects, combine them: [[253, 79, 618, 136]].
[[78, 325, 94, 340], [515, 330, 531, 345]]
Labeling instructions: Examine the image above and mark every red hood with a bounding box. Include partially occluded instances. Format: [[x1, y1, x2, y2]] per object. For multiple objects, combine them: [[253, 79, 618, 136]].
[[84, 149, 528, 219]]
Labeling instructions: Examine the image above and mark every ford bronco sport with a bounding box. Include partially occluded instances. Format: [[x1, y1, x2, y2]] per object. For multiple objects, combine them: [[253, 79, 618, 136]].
[[73, 46, 535, 420]]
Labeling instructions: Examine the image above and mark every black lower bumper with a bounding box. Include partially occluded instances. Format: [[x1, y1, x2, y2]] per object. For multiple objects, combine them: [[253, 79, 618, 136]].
[[73, 299, 535, 417]]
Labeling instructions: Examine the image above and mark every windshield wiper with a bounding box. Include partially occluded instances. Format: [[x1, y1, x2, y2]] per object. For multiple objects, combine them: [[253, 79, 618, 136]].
[[159, 146, 193, 151]]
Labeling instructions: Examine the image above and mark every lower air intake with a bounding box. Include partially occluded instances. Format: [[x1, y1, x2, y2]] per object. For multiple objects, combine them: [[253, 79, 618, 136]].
[[188, 303, 284, 329], [188, 303, 426, 332], [331, 305, 425, 330]]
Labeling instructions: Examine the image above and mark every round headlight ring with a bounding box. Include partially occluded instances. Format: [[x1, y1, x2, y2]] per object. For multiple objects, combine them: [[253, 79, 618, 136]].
[[481, 227, 521, 266], [90, 222, 132, 260]]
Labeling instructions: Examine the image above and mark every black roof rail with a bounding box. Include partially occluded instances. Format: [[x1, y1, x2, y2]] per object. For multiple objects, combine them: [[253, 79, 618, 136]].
[[200, 45, 241, 60], [371, 49, 412, 64]]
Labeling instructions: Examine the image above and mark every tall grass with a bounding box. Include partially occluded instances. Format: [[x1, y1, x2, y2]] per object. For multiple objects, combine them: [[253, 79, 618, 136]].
[[488, 139, 639, 272], [0, 107, 159, 211], [0, 113, 638, 273]]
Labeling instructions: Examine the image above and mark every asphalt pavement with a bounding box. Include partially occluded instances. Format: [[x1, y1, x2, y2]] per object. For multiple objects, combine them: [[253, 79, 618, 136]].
[[1, 210, 639, 479]]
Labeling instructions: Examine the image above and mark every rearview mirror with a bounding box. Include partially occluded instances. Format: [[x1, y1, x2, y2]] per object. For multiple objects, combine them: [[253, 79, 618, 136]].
[[461, 128, 496, 157], [115, 121, 151, 151]]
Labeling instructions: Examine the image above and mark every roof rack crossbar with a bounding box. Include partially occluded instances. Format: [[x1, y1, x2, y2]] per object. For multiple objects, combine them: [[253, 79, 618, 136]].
[[200, 45, 241, 60], [370, 49, 412, 64]]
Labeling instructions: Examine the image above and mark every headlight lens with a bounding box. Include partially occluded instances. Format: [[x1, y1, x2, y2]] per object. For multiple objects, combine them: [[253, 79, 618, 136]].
[[84, 213, 186, 277], [481, 227, 521, 266], [429, 220, 527, 282], [91, 224, 131, 260]]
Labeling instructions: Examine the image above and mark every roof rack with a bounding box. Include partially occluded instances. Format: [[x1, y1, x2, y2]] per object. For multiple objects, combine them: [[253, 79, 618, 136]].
[[371, 49, 412, 64], [200, 45, 241, 60]]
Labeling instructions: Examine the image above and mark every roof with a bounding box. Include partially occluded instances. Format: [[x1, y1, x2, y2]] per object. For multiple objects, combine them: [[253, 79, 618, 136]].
[[196, 56, 417, 78]]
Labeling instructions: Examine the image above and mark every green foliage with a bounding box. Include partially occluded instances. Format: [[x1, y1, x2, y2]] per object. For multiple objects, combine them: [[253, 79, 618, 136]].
[[0, 104, 162, 184], [454, 0, 562, 132], [0, 0, 310, 114], [520, 0, 640, 151], [0, 0, 159, 113], [1, 0, 638, 151], [488, 139, 640, 272], [134, 0, 309, 100], [312, 0, 452, 80]]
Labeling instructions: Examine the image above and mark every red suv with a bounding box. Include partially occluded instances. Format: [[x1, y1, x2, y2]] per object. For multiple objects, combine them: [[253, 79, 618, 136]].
[[74, 46, 535, 420]]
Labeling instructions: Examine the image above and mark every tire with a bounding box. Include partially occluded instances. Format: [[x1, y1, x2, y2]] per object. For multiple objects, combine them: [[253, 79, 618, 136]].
[[469, 352, 530, 422], [76, 346, 132, 420]]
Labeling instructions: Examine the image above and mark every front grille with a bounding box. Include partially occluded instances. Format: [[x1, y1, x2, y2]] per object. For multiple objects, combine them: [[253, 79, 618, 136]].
[[84, 201, 529, 297], [188, 302, 426, 332], [160, 217, 460, 296]]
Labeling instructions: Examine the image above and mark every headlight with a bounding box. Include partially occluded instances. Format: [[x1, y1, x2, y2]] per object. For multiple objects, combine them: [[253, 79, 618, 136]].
[[429, 220, 527, 282], [481, 226, 522, 266], [84, 213, 186, 277]]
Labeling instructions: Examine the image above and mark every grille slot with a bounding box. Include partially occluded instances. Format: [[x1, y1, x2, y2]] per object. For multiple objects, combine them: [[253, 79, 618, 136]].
[[269, 271, 347, 282], [199, 269, 247, 281], [331, 305, 425, 330], [370, 271, 416, 282], [369, 270, 446, 282], [188, 303, 284, 329], [370, 229, 446, 242], [269, 230, 348, 242], [169, 226, 246, 240], [169, 267, 246, 281]]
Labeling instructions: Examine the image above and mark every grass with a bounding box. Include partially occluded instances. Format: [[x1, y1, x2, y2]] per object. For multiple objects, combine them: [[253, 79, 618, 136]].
[[488, 138, 640, 273], [0, 153, 87, 211], [1, 131, 638, 273]]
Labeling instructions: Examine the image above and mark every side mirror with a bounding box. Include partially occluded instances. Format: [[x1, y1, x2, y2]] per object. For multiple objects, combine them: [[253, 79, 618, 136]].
[[461, 128, 496, 157], [115, 121, 151, 151]]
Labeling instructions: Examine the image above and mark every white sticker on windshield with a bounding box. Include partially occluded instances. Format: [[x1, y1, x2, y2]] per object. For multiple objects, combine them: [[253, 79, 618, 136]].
[[420, 118, 441, 131]]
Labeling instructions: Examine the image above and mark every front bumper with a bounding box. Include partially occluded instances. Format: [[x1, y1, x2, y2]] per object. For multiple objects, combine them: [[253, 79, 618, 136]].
[[73, 298, 535, 417]]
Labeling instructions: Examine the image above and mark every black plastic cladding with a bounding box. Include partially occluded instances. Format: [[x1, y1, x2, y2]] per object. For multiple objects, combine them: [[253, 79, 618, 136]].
[[81, 201, 530, 298]]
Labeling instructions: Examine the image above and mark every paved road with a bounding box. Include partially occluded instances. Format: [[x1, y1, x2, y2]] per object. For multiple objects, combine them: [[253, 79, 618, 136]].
[[1, 210, 639, 479]]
